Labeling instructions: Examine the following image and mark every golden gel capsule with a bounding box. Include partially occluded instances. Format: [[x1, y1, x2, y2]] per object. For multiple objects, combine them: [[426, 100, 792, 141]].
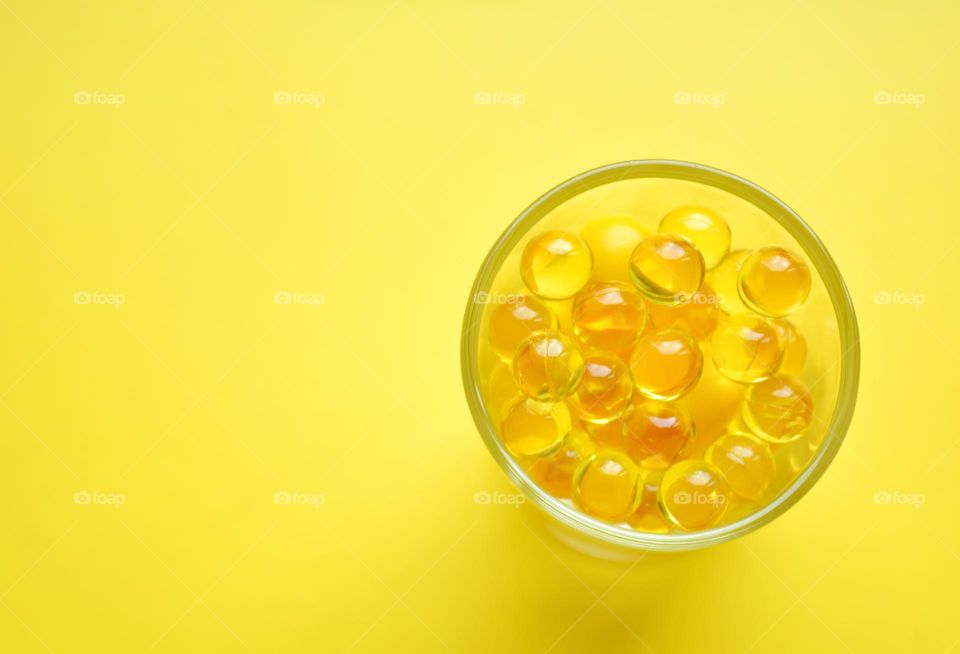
[[628, 470, 671, 533], [520, 230, 593, 300], [573, 451, 639, 521], [567, 352, 633, 424], [629, 234, 705, 305], [580, 215, 651, 282], [647, 282, 720, 341], [659, 459, 730, 531], [658, 205, 731, 269], [743, 375, 814, 443], [528, 427, 595, 498], [487, 294, 554, 360], [629, 328, 703, 400], [500, 397, 571, 457], [705, 432, 775, 500], [771, 319, 807, 376], [571, 282, 648, 351], [582, 418, 627, 451], [710, 313, 782, 383], [738, 247, 811, 317], [706, 249, 751, 314], [623, 401, 693, 470], [513, 330, 584, 401]]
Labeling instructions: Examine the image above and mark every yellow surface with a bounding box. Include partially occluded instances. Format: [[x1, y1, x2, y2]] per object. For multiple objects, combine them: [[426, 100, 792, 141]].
[[1, 1, 958, 652]]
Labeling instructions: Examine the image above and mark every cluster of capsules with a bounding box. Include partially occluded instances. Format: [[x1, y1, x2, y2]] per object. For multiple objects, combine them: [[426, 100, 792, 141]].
[[484, 207, 815, 532]]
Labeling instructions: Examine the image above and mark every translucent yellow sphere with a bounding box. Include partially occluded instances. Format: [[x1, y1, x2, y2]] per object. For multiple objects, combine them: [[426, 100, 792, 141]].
[[743, 375, 814, 443], [572, 451, 639, 521], [738, 247, 812, 317], [706, 249, 751, 314], [487, 294, 554, 360], [500, 397, 571, 457], [582, 418, 627, 451], [629, 328, 703, 400], [705, 432, 775, 500], [567, 352, 634, 424], [580, 215, 651, 282], [528, 427, 595, 498], [629, 234, 705, 305], [627, 470, 671, 533], [623, 401, 693, 470], [513, 330, 584, 401], [520, 230, 593, 300], [710, 313, 782, 383], [647, 281, 720, 341], [571, 282, 648, 351], [659, 459, 730, 531], [658, 205, 731, 269], [771, 319, 807, 376]]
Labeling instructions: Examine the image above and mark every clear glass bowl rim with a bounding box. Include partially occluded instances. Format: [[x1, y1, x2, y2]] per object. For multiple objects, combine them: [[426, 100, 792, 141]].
[[460, 159, 860, 551]]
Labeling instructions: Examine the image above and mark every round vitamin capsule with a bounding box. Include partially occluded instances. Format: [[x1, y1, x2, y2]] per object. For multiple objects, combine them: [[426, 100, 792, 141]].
[[500, 397, 571, 457], [520, 230, 593, 300], [629, 328, 703, 400], [487, 294, 554, 360], [659, 459, 730, 531], [710, 313, 782, 383], [771, 319, 806, 376], [705, 249, 751, 314], [528, 427, 595, 498], [623, 401, 693, 470], [580, 215, 651, 282], [738, 247, 811, 317], [582, 418, 627, 451], [513, 330, 584, 401], [658, 205, 731, 269], [571, 282, 648, 351], [705, 432, 775, 500], [567, 352, 633, 424], [628, 470, 671, 533], [743, 375, 813, 443], [647, 282, 720, 341], [572, 451, 639, 521], [629, 234, 705, 305]]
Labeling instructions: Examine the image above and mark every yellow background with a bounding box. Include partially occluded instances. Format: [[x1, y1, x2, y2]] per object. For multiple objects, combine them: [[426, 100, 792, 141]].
[[1, 1, 958, 652]]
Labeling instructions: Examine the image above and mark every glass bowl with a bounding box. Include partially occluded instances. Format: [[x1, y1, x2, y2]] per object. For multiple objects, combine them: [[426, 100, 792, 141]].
[[461, 160, 859, 551]]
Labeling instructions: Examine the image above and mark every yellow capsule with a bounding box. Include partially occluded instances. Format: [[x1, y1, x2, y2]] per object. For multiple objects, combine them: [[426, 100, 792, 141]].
[[705, 432, 775, 500], [743, 375, 814, 443], [658, 205, 731, 269], [582, 418, 627, 451], [627, 470, 671, 533], [487, 294, 554, 360], [629, 234, 705, 305], [771, 318, 807, 376], [580, 215, 651, 282], [738, 247, 811, 317], [710, 313, 782, 383], [629, 328, 703, 400], [571, 282, 648, 351], [659, 459, 730, 531], [513, 330, 584, 401], [500, 397, 571, 457], [520, 230, 593, 300], [485, 363, 519, 417], [706, 249, 751, 314], [567, 352, 634, 424], [647, 281, 720, 341], [572, 451, 639, 521], [527, 427, 595, 498], [623, 401, 693, 470]]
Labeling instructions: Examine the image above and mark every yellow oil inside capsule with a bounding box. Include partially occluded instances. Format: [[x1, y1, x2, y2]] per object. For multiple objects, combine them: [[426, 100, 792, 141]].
[[659, 459, 730, 531], [513, 330, 584, 401], [571, 282, 648, 351], [705, 432, 775, 500], [623, 401, 693, 470], [706, 249, 752, 314], [646, 281, 720, 341], [629, 234, 705, 305], [580, 215, 651, 282], [567, 352, 634, 424], [658, 205, 731, 269], [572, 451, 639, 521], [520, 230, 593, 300], [710, 313, 782, 383], [500, 397, 571, 457], [627, 470, 671, 533], [629, 328, 703, 400], [743, 375, 813, 443], [738, 247, 811, 317], [582, 418, 627, 451], [771, 318, 807, 376], [487, 294, 554, 360], [527, 427, 595, 498]]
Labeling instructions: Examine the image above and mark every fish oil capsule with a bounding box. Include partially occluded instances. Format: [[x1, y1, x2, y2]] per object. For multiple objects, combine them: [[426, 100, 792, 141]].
[[520, 230, 593, 300], [743, 375, 813, 443], [513, 330, 584, 401], [647, 282, 720, 341], [659, 459, 730, 530], [567, 352, 634, 424], [706, 249, 751, 314], [629, 328, 703, 400], [623, 401, 694, 470], [629, 234, 705, 305], [487, 294, 554, 360], [628, 470, 671, 533], [500, 397, 571, 457], [738, 247, 811, 317], [771, 319, 806, 376], [705, 432, 775, 500], [658, 205, 731, 269], [710, 313, 782, 383], [582, 418, 627, 451], [580, 215, 651, 282], [572, 451, 639, 521], [528, 427, 595, 498], [571, 282, 648, 351]]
